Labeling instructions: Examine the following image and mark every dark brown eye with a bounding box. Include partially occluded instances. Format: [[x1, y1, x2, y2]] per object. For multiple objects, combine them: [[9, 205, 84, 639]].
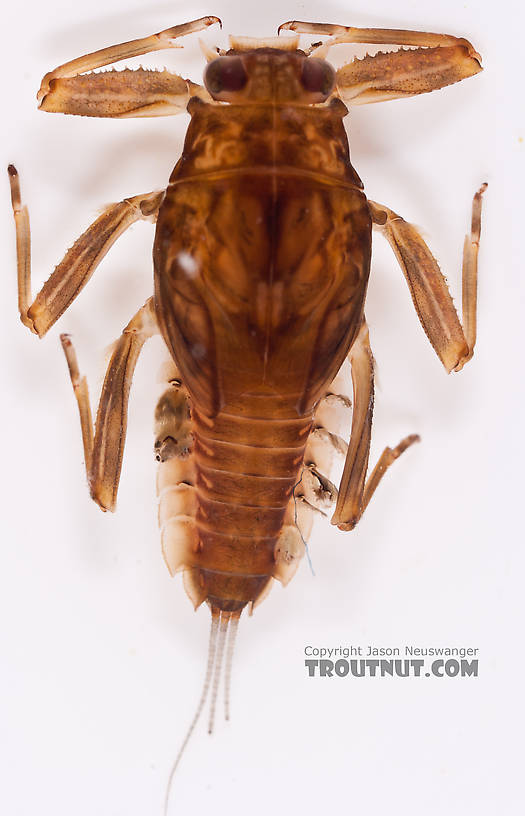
[[204, 57, 247, 95], [301, 58, 335, 98]]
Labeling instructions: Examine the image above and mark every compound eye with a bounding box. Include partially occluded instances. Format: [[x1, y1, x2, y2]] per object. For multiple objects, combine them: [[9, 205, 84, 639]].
[[300, 58, 335, 98], [204, 56, 248, 95]]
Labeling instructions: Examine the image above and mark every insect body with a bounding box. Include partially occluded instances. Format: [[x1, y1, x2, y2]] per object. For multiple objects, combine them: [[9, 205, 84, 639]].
[[8, 14, 485, 804], [154, 46, 373, 618]]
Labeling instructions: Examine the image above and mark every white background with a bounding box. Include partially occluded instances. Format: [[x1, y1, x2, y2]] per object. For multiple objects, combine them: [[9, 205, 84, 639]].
[[1, 0, 523, 814]]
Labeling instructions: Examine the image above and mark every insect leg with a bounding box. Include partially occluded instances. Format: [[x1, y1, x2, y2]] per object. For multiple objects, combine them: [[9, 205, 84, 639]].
[[279, 21, 479, 55], [37, 16, 221, 101], [369, 184, 487, 372], [60, 298, 158, 512], [279, 22, 482, 105], [7, 165, 163, 336], [39, 69, 212, 118], [334, 45, 482, 105], [331, 320, 419, 531]]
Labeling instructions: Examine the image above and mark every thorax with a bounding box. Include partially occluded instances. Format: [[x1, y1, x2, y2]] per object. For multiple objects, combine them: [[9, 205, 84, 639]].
[[170, 97, 363, 187]]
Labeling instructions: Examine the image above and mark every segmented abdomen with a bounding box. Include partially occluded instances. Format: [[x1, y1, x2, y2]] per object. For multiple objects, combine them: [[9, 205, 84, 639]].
[[156, 387, 314, 612], [193, 403, 313, 608]]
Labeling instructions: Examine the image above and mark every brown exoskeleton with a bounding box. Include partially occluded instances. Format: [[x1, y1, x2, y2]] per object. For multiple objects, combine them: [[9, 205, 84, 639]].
[[8, 15, 485, 809]]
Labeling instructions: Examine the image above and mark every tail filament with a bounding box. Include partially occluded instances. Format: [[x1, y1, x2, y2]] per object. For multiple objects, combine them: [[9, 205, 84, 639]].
[[164, 606, 242, 815]]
